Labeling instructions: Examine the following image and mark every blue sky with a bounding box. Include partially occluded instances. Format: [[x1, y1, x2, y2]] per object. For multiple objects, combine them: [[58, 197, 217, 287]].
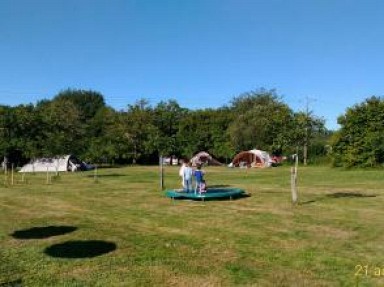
[[1, 0, 383, 130]]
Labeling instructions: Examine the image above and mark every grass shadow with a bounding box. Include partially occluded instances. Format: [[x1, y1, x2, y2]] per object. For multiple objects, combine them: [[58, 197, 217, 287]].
[[10, 226, 77, 240], [300, 192, 377, 205], [0, 279, 23, 287], [85, 173, 127, 178], [299, 200, 318, 205], [44, 240, 117, 258], [172, 193, 251, 202], [208, 184, 231, 188], [327, 192, 377, 198], [201, 193, 251, 201]]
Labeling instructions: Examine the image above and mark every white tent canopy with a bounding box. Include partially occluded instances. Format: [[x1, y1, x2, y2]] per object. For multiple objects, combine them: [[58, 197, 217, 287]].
[[228, 149, 272, 168], [190, 151, 223, 166], [19, 155, 89, 173]]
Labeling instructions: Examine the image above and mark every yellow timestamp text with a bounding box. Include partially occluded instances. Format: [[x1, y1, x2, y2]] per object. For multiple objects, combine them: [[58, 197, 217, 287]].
[[355, 265, 384, 277]]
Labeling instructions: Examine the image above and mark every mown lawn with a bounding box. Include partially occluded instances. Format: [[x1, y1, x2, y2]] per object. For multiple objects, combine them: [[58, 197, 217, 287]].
[[1, 165, 384, 286]]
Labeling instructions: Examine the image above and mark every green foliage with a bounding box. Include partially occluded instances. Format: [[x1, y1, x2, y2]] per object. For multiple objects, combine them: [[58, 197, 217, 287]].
[[331, 96, 384, 167], [228, 89, 326, 157], [120, 99, 158, 163], [152, 100, 187, 157], [37, 98, 84, 156], [0, 87, 330, 166], [177, 108, 234, 160], [54, 88, 106, 121], [228, 90, 288, 151], [85, 107, 130, 163]]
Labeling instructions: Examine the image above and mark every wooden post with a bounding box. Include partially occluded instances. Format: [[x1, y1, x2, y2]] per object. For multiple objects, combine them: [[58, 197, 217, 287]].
[[3, 169, 7, 186], [55, 162, 59, 177], [46, 167, 50, 184], [291, 154, 299, 205], [2, 157, 7, 186], [94, 165, 98, 183], [159, 155, 164, 191], [11, 164, 14, 185]]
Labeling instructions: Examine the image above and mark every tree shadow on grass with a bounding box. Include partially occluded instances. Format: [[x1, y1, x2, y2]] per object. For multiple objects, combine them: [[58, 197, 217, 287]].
[[0, 279, 23, 287], [85, 173, 127, 178], [327, 192, 377, 198], [44, 240, 117, 259], [10, 226, 77, 240], [300, 192, 377, 205], [299, 200, 317, 205]]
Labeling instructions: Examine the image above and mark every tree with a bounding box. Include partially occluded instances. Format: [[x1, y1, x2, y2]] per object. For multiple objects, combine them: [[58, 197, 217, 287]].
[[290, 111, 326, 163], [85, 107, 128, 163], [228, 89, 295, 153], [0, 104, 42, 165], [120, 99, 157, 164], [152, 100, 187, 158], [177, 108, 234, 161], [52, 89, 107, 157], [331, 96, 384, 167], [0, 105, 12, 164], [36, 98, 83, 156], [53, 89, 106, 121], [6, 104, 39, 163]]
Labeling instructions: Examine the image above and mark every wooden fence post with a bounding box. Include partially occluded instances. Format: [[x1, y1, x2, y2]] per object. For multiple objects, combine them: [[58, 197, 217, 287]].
[[291, 154, 299, 205]]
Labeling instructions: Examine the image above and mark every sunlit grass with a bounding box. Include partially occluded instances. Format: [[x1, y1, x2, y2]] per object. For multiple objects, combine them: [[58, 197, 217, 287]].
[[1, 165, 384, 286]]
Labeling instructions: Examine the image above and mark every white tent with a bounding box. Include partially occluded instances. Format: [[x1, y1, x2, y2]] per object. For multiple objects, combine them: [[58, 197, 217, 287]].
[[228, 149, 272, 168], [190, 151, 223, 166], [19, 155, 90, 173]]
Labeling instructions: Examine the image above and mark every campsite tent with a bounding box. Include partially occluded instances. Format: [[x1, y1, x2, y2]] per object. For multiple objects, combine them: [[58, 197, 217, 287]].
[[19, 155, 92, 173], [228, 149, 272, 168], [190, 151, 223, 166]]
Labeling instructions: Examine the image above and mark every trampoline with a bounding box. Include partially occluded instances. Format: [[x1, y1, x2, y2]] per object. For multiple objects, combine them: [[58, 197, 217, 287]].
[[165, 187, 246, 200]]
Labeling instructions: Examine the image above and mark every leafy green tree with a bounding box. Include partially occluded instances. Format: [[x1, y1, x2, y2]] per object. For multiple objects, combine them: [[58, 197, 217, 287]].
[[36, 98, 83, 156], [228, 89, 295, 153], [53, 89, 106, 121], [290, 111, 326, 163], [208, 107, 235, 162], [120, 99, 157, 164], [0, 87, 330, 167], [152, 100, 187, 158], [52, 89, 107, 157], [0, 104, 42, 165], [177, 108, 234, 161], [85, 107, 129, 163], [332, 96, 384, 167], [6, 105, 38, 161], [0, 105, 12, 162]]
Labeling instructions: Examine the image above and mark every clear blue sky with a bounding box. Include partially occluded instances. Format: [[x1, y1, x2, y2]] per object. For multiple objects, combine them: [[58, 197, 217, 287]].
[[1, 0, 383, 130]]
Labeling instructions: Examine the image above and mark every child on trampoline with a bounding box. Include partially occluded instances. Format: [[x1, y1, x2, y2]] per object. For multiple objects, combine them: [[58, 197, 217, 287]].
[[199, 179, 207, 193], [183, 162, 193, 193], [193, 165, 206, 194]]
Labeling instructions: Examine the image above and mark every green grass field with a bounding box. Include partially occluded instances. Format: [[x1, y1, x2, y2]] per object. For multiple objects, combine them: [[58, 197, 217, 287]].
[[1, 165, 384, 286]]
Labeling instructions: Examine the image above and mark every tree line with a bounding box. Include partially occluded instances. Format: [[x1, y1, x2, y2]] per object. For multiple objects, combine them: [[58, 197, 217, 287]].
[[3, 88, 381, 168]]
